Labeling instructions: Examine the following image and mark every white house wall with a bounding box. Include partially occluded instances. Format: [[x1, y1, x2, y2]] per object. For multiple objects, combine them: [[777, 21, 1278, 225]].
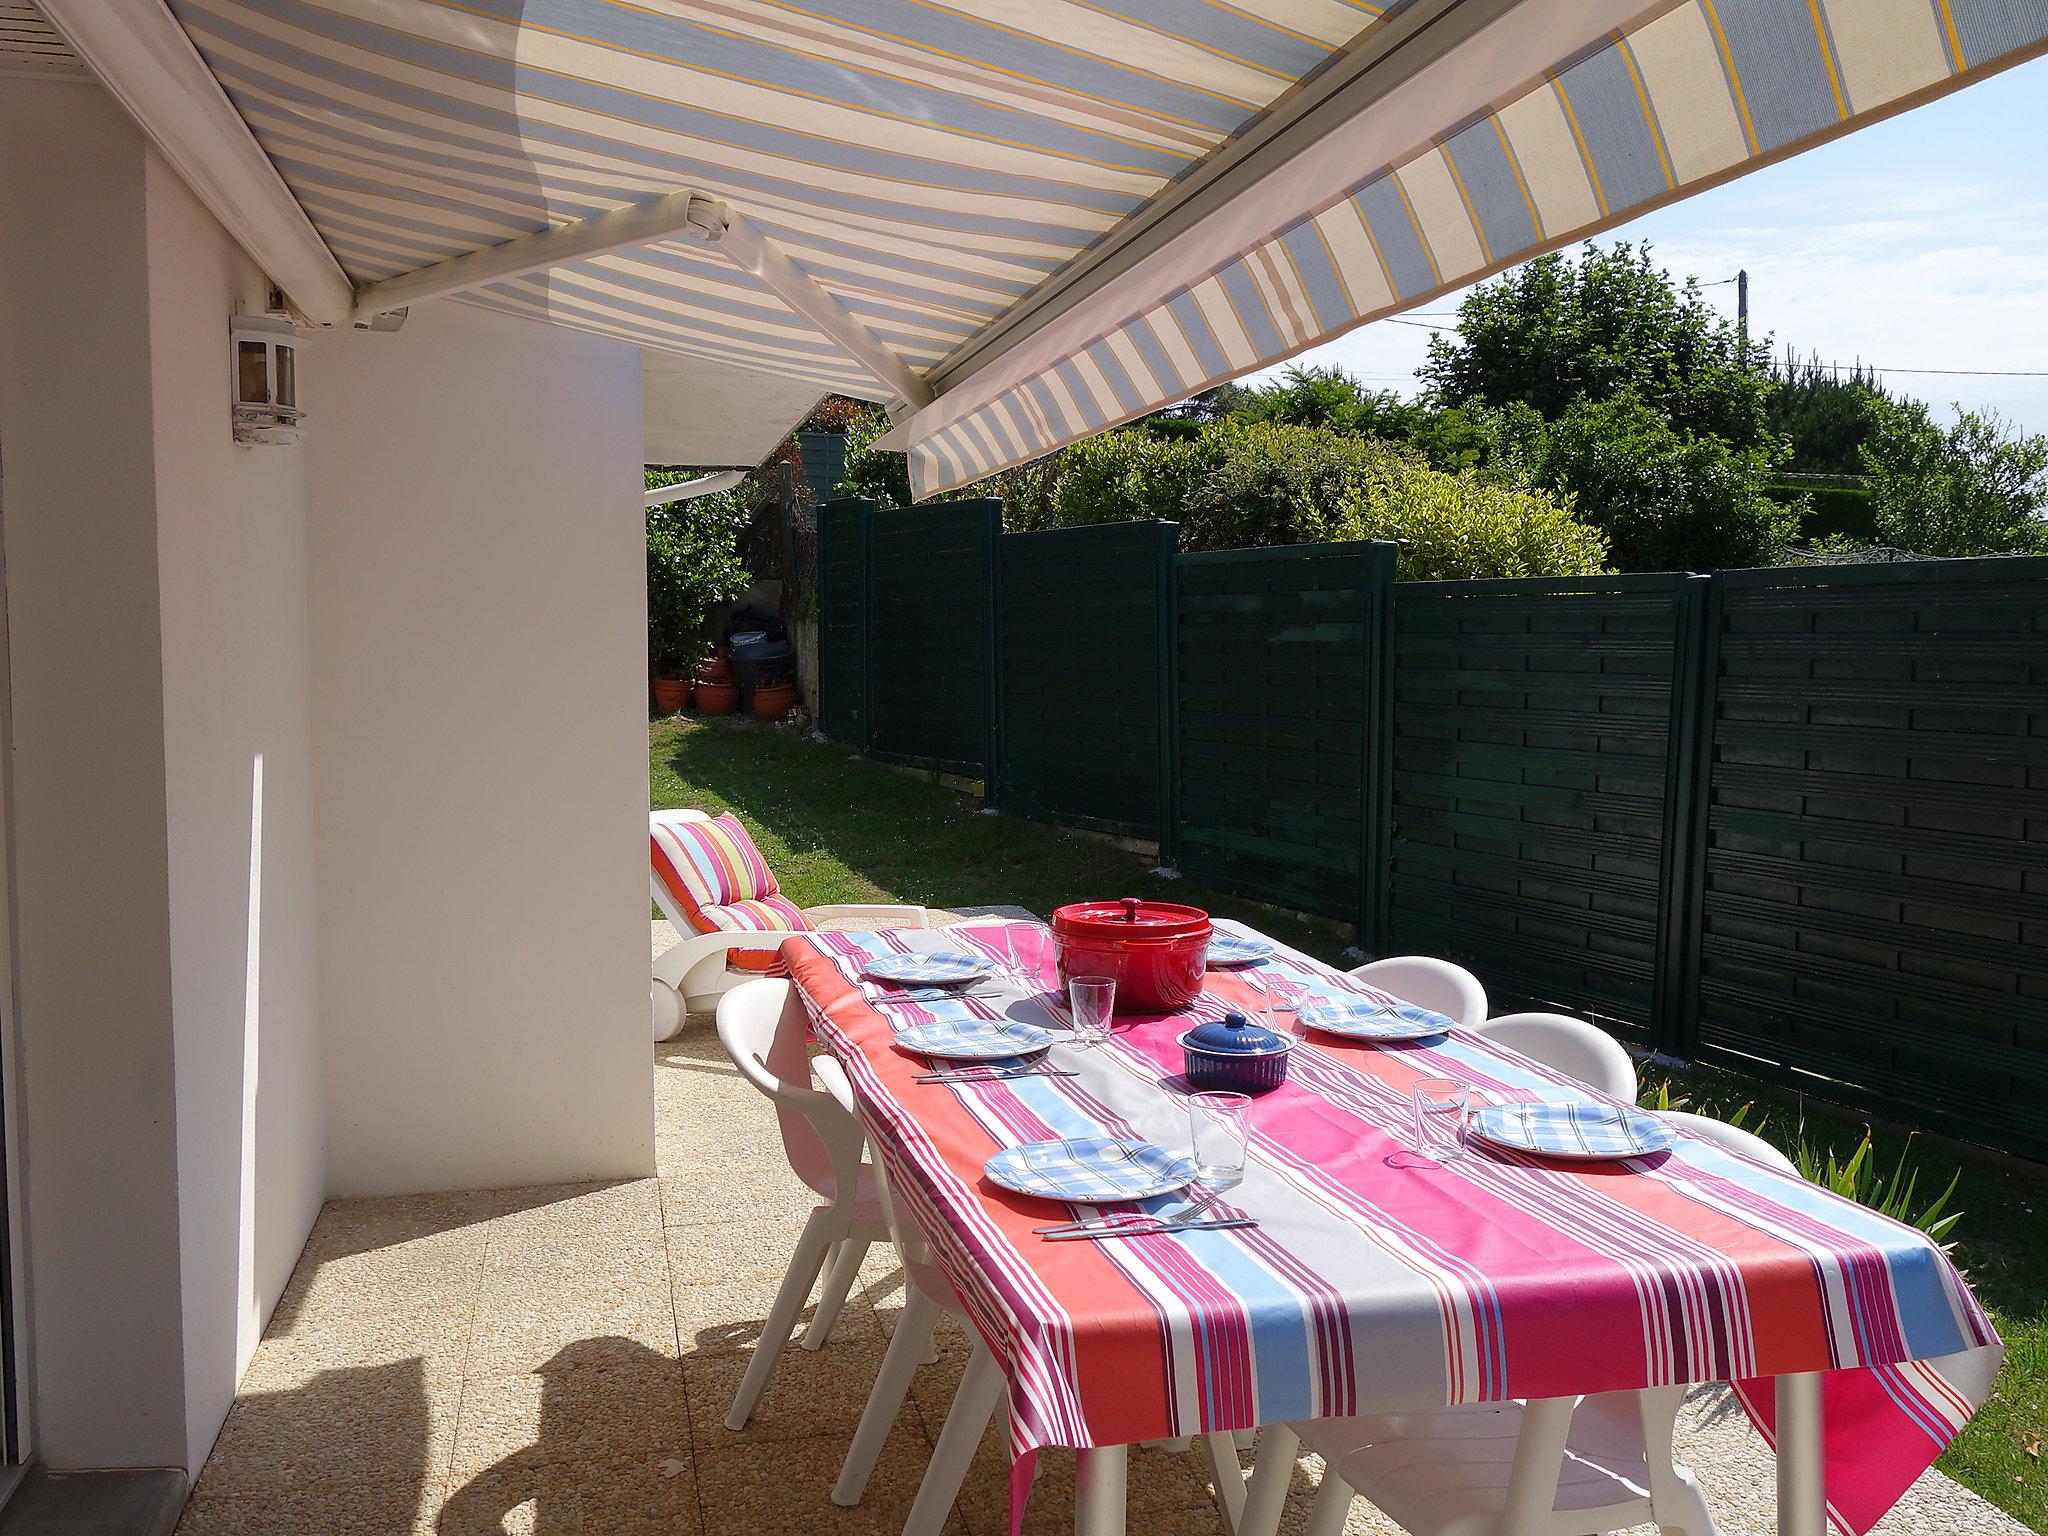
[[0, 75, 192, 1473], [305, 301, 653, 1198], [0, 73, 325, 1475], [143, 149, 324, 1475]]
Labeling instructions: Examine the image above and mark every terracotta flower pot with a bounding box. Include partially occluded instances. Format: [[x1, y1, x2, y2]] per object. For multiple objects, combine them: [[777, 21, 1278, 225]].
[[695, 655, 733, 684], [694, 679, 740, 716], [651, 676, 691, 715], [751, 681, 798, 718]]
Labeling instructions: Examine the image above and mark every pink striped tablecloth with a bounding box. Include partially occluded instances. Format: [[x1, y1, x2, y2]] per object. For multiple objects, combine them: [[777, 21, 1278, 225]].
[[785, 922, 2001, 1535]]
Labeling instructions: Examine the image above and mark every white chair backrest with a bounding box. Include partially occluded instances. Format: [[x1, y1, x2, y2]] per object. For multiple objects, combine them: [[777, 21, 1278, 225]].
[[811, 1052, 962, 1317], [1348, 956, 1488, 1027], [1663, 1110, 1799, 1177], [1473, 1012, 1639, 1100], [716, 979, 864, 1205]]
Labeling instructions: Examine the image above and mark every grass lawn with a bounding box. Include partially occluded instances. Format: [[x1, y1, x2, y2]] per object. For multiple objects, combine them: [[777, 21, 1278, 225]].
[[652, 713, 2047, 1530]]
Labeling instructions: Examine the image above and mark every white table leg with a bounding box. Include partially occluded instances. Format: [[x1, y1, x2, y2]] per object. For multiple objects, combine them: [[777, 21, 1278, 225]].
[[1075, 1443, 1129, 1536], [1777, 1371, 1826, 1536]]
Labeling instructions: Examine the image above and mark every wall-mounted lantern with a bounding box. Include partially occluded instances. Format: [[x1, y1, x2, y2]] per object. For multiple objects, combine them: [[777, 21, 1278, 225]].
[[231, 312, 306, 446]]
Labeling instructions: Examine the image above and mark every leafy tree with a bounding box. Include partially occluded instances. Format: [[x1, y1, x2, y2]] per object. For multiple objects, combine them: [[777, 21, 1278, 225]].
[[1767, 352, 1900, 475], [646, 477, 753, 674], [1535, 393, 1797, 571], [834, 401, 911, 505], [1859, 399, 2048, 555], [1330, 463, 1609, 580], [1422, 242, 1773, 449]]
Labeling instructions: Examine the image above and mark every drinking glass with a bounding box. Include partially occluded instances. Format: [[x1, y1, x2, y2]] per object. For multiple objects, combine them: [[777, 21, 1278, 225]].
[[1005, 921, 1047, 995], [1068, 975, 1115, 1047], [1188, 1092, 1251, 1191], [1412, 1078, 1470, 1161], [1261, 978, 1309, 1038]]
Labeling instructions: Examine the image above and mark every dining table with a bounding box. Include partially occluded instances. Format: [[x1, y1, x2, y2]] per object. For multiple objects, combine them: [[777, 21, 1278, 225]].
[[780, 919, 2002, 1536]]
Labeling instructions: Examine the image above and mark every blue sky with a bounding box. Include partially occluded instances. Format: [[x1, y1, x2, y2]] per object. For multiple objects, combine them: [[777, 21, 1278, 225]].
[[1270, 54, 2048, 437]]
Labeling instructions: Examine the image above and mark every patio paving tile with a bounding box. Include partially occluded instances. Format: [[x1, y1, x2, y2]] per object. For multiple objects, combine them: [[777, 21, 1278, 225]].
[[670, 1265, 885, 1359], [446, 1340, 691, 1482], [683, 1332, 912, 1446], [693, 1423, 964, 1536]]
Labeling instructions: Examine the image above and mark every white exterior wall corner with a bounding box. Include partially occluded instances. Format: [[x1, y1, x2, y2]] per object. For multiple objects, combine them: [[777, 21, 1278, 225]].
[[0, 78, 191, 1471], [305, 300, 653, 1197], [141, 148, 325, 1476]]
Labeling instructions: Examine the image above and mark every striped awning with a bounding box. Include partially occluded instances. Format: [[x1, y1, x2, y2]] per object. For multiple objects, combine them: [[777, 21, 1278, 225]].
[[163, 0, 1383, 397], [897, 0, 2048, 494], [152, 0, 2048, 485]]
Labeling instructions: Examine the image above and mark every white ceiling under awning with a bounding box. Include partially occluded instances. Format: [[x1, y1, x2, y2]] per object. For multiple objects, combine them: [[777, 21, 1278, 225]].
[[39, 0, 2048, 488]]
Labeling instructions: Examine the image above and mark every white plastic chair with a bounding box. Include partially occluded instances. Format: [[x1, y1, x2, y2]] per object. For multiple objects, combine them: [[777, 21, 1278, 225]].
[[822, 1076, 1249, 1533], [1238, 1110, 1776, 1536], [653, 807, 929, 1039], [1241, 1384, 1719, 1536], [824, 1112, 1000, 1526], [1348, 956, 1488, 1027], [1471, 1012, 1639, 1101], [714, 980, 891, 1428], [1664, 1111, 1798, 1177]]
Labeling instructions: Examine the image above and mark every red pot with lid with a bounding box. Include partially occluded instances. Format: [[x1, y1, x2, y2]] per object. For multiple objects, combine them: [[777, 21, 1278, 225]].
[[1050, 897, 1211, 1014]]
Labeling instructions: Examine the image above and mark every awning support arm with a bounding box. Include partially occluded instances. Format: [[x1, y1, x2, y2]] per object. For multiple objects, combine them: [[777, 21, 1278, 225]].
[[713, 210, 931, 409], [354, 192, 929, 409], [645, 470, 746, 508], [352, 189, 727, 318]]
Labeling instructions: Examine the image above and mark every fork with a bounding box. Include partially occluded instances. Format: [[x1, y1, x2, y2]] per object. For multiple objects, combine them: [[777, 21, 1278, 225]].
[[1040, 1216, 1257, 1242], [915, 1064, 1078, 1084], [1035, 1185, 1228, 1237]]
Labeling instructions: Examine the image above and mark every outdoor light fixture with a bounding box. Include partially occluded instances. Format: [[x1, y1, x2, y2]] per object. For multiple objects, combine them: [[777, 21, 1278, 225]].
[[231, 311, 305, 445]]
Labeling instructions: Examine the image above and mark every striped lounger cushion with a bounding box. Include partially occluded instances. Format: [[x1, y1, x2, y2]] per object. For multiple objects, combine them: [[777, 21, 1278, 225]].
[[649, 812, 810, 975]]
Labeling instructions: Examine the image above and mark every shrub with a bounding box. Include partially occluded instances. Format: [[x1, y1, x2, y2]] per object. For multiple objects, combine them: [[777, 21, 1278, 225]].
[[1537, 393, 1797, 571], [1330, 462, 1609, 580], [646, 480, 752, 674], [1050, 429, 1201, 530], [1175, 420, 1410, 550]]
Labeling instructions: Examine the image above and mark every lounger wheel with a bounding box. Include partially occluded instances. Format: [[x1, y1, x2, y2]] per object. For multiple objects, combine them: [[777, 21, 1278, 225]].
[[652, 979, 684, 1042]]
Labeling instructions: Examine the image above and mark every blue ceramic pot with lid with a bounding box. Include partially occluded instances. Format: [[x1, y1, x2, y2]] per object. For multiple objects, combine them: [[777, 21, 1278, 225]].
[[1177, 1010, 1293, 1092]]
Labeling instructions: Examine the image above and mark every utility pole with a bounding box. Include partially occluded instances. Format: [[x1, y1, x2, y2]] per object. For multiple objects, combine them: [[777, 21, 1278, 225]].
[[1737, 268, 1749, 354]]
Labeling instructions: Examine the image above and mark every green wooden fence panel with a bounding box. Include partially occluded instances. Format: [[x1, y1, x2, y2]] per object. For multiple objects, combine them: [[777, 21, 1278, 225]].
[[1174, 543, 1393, 921], [816, 497, 873, 747], [866, 500, 1001, 776], [1386, 574, 1696, 1042], [996, 521, 1178, 837], [1685, 556, 2048, 1160]]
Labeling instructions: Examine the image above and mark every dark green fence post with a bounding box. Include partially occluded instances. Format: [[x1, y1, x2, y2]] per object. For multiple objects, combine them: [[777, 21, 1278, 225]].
[[1658, 573, 1720, 1059], [1358, 542, 1399, 953], [815, 500, 832, 734], [1155, 522, 1181, 863], [983, 502, 1004, 805], [856, 502, 874, 750], [1649, 574, 1712, 1056]]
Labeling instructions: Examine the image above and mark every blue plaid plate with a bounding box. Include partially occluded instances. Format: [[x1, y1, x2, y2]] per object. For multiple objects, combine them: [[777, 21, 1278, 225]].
[[863, 951, 993, 985], [1298, 996, 1452, 1041], [895, 1018, 1054, 1061], [1466, 1101, 1677, 1160], [1205, 932, 1274, 967], [985, 1138, 1199, 1204]]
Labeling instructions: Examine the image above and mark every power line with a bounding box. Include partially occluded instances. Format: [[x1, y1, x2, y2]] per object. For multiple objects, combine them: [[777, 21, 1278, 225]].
[[1806, 362, 2048, 379]]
